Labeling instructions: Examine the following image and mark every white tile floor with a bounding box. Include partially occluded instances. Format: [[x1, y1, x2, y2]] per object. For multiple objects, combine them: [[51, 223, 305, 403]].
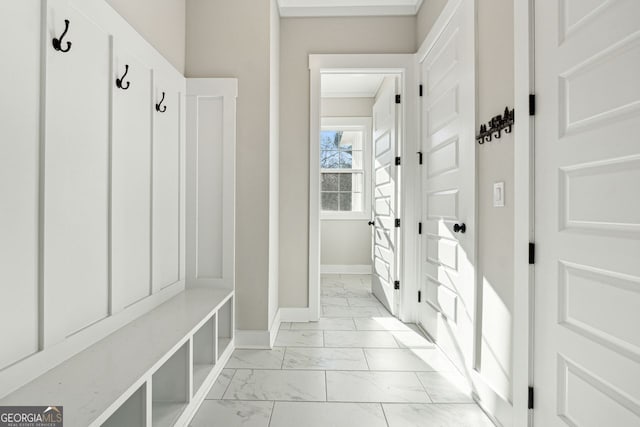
[[190, 274, 495, 427]]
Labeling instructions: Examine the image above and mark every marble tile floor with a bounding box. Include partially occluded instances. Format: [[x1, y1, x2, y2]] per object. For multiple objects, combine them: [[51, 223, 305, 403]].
[[190, 274, 495, 427]]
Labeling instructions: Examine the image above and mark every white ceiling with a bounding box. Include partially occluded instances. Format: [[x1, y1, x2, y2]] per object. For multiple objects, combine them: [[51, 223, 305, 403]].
[[278, 0, 424, 17], [321, 74, 386, 98]]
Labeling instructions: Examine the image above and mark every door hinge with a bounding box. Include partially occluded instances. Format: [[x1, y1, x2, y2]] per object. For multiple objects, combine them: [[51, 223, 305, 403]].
[[395, 94, 401, 104], [418, 290, 422, 302], [395, 218, 401, 228], [419, 84, 423, 97], [394, 280, 400, 290], [528, 386, 534, 409], [418, 222, 422, 235], [529, 243, 535, 265], [529, 94, 536, 116], [395, 156, 401, 166], [417, 151, 423, 165]]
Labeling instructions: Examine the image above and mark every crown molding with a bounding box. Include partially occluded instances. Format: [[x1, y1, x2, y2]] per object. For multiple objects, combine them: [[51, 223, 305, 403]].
[[278, 0, 423, 17]]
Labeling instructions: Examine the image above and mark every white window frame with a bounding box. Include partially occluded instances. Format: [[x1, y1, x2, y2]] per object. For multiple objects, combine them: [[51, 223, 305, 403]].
[[320, 116, 372, 220]]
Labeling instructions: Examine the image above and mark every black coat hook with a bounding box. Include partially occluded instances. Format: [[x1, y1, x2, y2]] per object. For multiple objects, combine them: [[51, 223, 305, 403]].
[[156, 92, 167, 113], [52, 19, 72, 52], [116, 64, 130, 90]]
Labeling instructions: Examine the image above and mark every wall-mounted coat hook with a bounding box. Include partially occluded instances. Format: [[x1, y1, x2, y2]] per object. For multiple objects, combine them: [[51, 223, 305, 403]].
[[52, 19, 72, 52], [155, 91, 167, 113], [476, 107, 514, 144], [116, 64, 130, 90]]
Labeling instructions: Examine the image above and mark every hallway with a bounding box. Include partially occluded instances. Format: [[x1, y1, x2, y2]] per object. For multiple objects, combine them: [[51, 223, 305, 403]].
[[191, 274, 495, 426]]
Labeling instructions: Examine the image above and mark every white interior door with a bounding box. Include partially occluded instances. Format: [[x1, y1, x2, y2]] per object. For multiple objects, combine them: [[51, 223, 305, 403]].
[[371, 76, 398, 314], [534, 1, 640, 426], [419, 0, 476, 372]]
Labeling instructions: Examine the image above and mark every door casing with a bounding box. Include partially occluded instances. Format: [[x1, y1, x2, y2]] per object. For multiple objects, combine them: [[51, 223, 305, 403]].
[[308, 54, 419, 323]]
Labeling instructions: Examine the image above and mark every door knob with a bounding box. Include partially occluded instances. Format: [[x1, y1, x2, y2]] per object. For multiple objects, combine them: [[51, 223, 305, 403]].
[[453, 223, 466, 233], [368, 221, 375, 226]]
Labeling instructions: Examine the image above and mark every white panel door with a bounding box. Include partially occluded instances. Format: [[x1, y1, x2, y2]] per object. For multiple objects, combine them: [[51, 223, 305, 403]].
[[371, 76, 398, 314], [152, 77, 181, 291], [43, 0, 110, 345], [419, 0, 476, 372], [0, 1, 41, 369], [111, 43, 152, 312], [534, 1, 640, 425]]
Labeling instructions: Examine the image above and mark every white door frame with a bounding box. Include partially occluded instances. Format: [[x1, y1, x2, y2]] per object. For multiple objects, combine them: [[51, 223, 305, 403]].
[[308, 54, 419, 322], [513, 0, 534, 426]]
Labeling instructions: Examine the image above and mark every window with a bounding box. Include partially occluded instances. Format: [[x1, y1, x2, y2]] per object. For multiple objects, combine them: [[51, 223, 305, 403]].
[[320, 117, 371, 219]]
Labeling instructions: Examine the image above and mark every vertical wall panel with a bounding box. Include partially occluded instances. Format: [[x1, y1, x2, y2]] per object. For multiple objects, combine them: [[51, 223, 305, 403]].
[[0, 1, 41, 369], [152, 77, 181, 291], [186, 79, 237, 290], [43, 0, 110, 345], [111, 44, 152, 312], [195, 97, 224, 279]]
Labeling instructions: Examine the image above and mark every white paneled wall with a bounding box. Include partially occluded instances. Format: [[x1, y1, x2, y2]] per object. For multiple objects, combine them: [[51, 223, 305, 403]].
[[0, 2, 237, 425], [0, 0, 186, 395], [111, 44, 153, 313], [186, 79, 237, 291], [43, 0, 112, 346], [0, 1, 41, 371]]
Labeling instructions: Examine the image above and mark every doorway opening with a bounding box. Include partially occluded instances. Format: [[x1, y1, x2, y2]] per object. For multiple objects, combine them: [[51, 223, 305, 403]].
[[318, 72, 400, 318], [308, 54, 420, 324]]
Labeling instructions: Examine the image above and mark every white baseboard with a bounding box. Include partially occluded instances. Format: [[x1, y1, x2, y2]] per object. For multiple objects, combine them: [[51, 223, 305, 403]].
[[269, 309, 282, 348], [279, 307, 310, 323], [235, 309, 283, 349], [320, 264, 372, 274], [234, 330, 272, 349]]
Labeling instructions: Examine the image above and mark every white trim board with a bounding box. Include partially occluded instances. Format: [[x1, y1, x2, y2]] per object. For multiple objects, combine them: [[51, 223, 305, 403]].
[[279, 307, 311, 323], [269, 308, 282, 348], [278, 0, 423, 17], [320, 264, 372, 274], [235, 308, 282, 349], [512, 0, 534, 426], [234, 330, 273, 350]]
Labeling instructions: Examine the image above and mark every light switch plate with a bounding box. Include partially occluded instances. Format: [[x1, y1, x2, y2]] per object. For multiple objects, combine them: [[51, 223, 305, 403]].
[[493, 182, 505, 207]]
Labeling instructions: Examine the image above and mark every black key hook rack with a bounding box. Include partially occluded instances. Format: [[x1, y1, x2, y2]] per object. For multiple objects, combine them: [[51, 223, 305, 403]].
[[476, 107, 514, 144]]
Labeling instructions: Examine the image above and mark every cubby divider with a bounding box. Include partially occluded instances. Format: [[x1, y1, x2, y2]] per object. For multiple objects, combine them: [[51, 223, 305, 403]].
[[102, 384, 147, 427], [192, 314, 216, 393], [217, 297, 233, 359], [152, 343, 189, 427]]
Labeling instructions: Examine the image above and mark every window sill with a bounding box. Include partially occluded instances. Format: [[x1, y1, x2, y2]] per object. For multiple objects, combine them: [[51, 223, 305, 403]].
[[320, 212, 370, 221]]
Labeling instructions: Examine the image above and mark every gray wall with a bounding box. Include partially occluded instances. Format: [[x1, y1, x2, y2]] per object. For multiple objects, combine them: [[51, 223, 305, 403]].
[[321, 97, 374, 268], [476, 0, 514, 401], [279, 16, 416, 308], [186, 0, 277, 331], [416, 0, 448, 47], [106, 0, 186, 73], [321, 222, 372, 266]]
